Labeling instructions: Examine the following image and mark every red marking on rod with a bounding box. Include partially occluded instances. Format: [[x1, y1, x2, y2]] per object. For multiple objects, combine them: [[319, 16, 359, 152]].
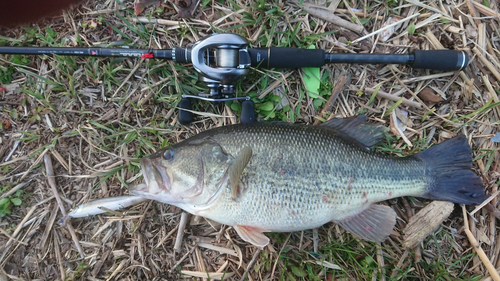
[[141, 53, 154, 59], [91, 51, 96, 55]]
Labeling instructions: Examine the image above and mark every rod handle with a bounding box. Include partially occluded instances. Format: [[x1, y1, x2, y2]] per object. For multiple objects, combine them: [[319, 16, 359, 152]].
[[411, 50, 468, 71], [249, 47, 325, 68]]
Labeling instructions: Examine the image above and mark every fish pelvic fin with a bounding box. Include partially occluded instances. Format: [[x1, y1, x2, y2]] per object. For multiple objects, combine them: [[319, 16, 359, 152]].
[[416, 135, 485, 205], [229, 146, 252, 200], [320, 115, 387, 148], [335, 204, 397, 243], [234, 225, 270, 248]]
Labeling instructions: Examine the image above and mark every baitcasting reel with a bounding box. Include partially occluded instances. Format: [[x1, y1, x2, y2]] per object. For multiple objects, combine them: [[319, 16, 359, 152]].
[[171, 33, 255, 124]]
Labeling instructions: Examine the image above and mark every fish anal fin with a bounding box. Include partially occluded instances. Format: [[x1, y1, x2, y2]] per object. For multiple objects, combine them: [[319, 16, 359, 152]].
[[320, 115, 386, 148], [335, 204, 397, 243], [229, 146, 252, 199], [234, 225, 270, 248]]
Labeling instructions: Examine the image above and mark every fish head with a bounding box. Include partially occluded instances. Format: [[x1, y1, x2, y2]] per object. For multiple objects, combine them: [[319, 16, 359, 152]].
[[131, 140, 231, 208]]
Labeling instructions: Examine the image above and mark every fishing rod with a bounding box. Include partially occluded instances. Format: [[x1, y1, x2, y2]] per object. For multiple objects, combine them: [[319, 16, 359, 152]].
[[0, 33, 468, 124]]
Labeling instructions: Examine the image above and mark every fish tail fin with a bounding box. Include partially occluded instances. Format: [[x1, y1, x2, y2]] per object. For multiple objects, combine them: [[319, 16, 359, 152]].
[[416, 135, 485, 205]]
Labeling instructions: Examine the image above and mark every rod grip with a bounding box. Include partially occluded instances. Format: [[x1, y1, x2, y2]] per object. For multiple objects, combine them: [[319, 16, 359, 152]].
[[249, 47, 325, 68], [411, 50, 468, 71]]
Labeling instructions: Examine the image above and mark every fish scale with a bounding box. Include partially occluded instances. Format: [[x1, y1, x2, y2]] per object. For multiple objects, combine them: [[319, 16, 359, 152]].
[[133, 117, 485, 247]]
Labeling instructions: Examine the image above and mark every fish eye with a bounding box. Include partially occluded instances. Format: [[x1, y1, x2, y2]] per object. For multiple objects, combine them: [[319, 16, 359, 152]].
[[163, 149, 174, 160]]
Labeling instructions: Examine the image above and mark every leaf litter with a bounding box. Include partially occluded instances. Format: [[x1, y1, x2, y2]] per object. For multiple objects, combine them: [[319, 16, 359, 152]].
[[0, 0, 499, 280]]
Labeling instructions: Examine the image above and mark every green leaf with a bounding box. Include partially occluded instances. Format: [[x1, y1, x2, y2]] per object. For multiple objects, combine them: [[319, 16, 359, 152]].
[[0, 198, 10, 206], [10, 109, 18, 119], [358, 17, 371, 25], [408, 23, 416, 36], [11, 198, 22, 206], [230, 102, 241, 112], [286, 272, 297, 281], [313, 98, 323, 110], [303, 45, 321, 98], [291, 265, 307, 277], [367, 85, 381, 106], [257, 101, 274, 111], [384, 98, 404, 117]]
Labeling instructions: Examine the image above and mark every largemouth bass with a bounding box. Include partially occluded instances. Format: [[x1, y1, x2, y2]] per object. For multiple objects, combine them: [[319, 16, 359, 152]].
[[130, 116, 485, 247]]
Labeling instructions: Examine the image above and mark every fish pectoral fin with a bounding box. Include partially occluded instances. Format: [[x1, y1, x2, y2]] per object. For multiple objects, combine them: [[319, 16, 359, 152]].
[[229, 146, 252, 199], [234, 225, 270, 248], [335, 204, 397, 243]]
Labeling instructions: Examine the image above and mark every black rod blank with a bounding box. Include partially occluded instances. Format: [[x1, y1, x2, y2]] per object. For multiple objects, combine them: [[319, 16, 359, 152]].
[[0, 46, 173, 59]]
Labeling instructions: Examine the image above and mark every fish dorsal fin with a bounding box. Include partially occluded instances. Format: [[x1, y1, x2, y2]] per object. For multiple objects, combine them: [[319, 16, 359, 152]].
[[234, 225, 270, 248], [229, 146, 252, 199], [335, 204, 397, 243], [320, 115, 386, 148]]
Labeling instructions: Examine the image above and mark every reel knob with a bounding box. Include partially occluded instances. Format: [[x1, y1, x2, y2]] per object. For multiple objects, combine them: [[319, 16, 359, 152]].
[[240, 100, 255, 124], [178, 98, 194, 124]]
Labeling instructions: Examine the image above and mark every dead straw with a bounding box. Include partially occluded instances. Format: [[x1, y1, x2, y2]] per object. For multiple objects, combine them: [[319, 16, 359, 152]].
[[472, 47, 500, 82], [350, 86, 422, 109], [0, 206, 36, 266], [174, 212, 189, 253], [240, 249, 262, 281], [44, 154, 85, 258], [462, 205, 500, 281]]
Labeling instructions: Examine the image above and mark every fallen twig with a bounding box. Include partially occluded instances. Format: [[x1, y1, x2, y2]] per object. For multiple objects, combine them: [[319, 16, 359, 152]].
[[174, 212, 189, 253], [389, 68, 456, 125], [403, 201, 454, 249], [0, 182, 29, 200], [351, 86, 422, 109], [314, 72, 351, 125], [462, 205, 500, 281], [44, 154, 85, 258], [0, 206, 36, 266], [4, 133, 24, 162], [469, 190, 500, 216], [352, 13, 420, 43], [240, 248, 262, 281], [170, 244, 197, 272], [293, 2, 364, 33], [472, 47, 500, 82]]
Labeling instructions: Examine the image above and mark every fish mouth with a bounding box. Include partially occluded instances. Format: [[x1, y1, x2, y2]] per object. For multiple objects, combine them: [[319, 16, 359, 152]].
[[140, 157, 171, 194]]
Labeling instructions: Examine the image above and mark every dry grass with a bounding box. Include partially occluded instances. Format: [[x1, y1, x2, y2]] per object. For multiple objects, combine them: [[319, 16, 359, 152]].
[[0, 0, 499, 280]]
